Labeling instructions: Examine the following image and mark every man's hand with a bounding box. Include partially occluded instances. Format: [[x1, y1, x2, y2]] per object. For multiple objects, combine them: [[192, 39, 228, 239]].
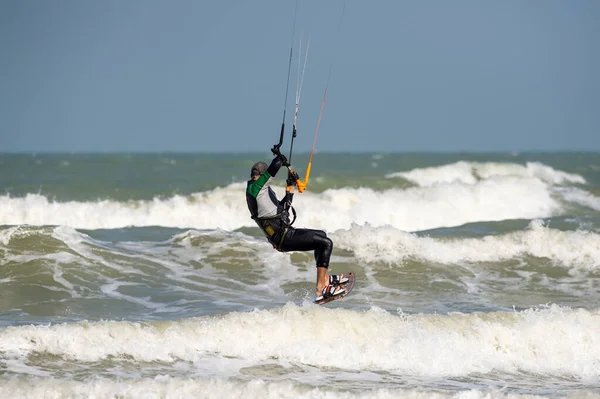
[[286, 170, 299, 186], [271, 144, 281, 156], [271, 145, 290, 167], [278, 153, 289, 167]]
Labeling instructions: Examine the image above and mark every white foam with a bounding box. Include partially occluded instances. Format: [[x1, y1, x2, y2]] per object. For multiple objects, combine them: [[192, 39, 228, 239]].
[[1, 251, 81, 267], [388, 161, 480, 186], [99, 281, 173, 312], [163, 229, 314, 298], [300, 176, 560, 231], [51, 226, 142, 275], [0, 161, 588, 232], [0, 187, 252, 230], [51, 264, 81, 298], [0, 376, 567, 399], [1, 359, 52, 378], [0, 226, 48, 246], [333, 221, 600, 269], [1, 304, 599, 380], [0, 226, 20, 245], [0, 224, 309, 311], [387, 161, 586, 187], [556, 187, 600, 211]]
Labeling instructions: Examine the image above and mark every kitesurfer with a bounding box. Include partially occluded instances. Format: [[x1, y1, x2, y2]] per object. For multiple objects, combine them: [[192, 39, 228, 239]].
[[246, 151, 348, 301]]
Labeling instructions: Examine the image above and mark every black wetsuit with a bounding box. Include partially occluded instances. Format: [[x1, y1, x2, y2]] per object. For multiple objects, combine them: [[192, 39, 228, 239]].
[[246, 155, 333, 268]]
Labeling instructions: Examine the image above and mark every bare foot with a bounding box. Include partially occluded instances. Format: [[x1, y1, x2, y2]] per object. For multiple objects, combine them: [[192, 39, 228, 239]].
[[316, 267, 329, 297]]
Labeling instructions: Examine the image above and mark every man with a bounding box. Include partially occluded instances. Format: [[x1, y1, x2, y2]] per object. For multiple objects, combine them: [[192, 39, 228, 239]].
[[246, 151, 348, 301]]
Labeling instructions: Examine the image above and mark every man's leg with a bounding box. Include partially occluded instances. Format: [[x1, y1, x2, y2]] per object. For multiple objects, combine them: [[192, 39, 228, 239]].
[[280, 228, 333, 296], [316, 266, 329, 297]]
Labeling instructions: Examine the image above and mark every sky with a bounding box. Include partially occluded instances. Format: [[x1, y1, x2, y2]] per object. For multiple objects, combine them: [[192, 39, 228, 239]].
[[0, 0, 599, 153]]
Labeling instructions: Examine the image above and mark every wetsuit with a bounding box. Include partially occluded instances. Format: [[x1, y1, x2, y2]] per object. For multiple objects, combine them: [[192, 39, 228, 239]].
[[246, 155, 333, 268]]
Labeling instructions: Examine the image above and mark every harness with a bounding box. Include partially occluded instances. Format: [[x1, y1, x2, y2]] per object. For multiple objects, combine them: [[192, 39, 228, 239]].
[[252, 206, 297, 251]]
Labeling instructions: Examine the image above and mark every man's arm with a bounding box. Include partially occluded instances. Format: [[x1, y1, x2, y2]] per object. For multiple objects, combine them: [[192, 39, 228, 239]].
[[266, 153, 287, 178], [279, 170, 295, 209], [280, 186, 294, 208]]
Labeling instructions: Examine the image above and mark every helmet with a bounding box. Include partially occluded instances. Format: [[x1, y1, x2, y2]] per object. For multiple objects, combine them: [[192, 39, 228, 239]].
[[250, 161, 268, 178]]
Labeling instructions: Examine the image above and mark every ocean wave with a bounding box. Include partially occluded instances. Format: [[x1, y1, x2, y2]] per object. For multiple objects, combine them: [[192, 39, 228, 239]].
[[1, 304, 599, 380], [555, 187, 600, 212], [0, 184, 250, 231], [386, 161, 586, 187], [333, 220, 600, 269], [0, 376, 581, 399], [0, 176, 564, 231], [3, 219, 600, 279]]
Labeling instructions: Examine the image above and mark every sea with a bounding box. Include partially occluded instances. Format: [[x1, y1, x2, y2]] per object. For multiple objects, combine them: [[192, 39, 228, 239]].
[[1, 152, 600, 398]]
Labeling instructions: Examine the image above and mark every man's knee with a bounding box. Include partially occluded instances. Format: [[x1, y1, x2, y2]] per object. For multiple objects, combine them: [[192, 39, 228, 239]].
[[314, 232, 332, 250]]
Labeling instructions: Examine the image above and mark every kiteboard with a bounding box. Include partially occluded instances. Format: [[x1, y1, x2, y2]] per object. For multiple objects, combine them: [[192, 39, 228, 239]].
[[314, 272, 355, 305]]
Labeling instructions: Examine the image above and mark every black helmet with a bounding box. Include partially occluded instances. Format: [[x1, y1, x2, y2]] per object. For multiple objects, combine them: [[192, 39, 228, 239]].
[[250, 161, 268, 178]]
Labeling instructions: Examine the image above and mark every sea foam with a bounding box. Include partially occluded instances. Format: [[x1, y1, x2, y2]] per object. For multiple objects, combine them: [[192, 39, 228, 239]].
[[0, 376, 575, 399], [0, 177, 562, 232], [387, 161, 586, 187], [1, 162, 594, 231], [333, 220, 600, 269], [1, 304, 599, 380]]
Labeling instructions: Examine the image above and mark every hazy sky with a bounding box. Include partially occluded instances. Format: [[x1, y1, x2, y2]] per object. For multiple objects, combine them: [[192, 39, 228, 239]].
[[1, 0, 599, 152]]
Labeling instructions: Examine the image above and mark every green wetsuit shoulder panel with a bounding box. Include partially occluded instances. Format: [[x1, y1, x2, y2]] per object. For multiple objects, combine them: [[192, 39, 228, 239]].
[[247, 171, 272, 198]]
